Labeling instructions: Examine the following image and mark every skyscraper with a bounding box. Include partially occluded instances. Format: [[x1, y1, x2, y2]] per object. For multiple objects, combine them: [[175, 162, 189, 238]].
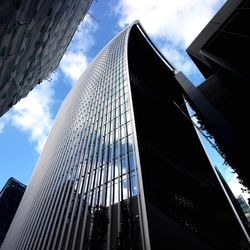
[[2, 21, 249, 250], [178, 0, 249, 190], [215, 167, 250, 236], [0, 0, 92, 117], [0, 177, 26, 247], [237, 195, 250, 228]]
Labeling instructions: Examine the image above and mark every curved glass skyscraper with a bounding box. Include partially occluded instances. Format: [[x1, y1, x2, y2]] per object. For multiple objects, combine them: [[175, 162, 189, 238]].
[[2, 21, 248, 250]]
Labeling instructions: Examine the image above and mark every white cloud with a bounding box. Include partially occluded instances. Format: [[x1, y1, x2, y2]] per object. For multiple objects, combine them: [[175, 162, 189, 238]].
[[160, 45, 196, 77], [0, 121, 5, 133], [115, 0, 225, 80], [0, 15, 98, 154], [60, 53, 88, 81], [0, 112, 10, 133], [9, 79, 56, 153], [68, 15, 97, 54], [228, 174, 250, 203], [60, 15, 98, 84]]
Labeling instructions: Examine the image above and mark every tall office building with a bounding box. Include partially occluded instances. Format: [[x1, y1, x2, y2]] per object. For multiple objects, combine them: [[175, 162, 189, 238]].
[[177, 0, 249, 190], [0, 0, 92, 117], [2, 21, 249, 250], [237, 195, 250, 228], [0, 177, 26, 247], [215, 167, 250, 236]]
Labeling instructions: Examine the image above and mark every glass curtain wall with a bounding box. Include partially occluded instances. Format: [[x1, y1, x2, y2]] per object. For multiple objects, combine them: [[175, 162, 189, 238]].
[[1, 27, 140, 250]]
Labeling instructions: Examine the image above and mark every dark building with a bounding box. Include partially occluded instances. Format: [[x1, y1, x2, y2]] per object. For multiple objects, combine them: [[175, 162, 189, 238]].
[[215, 167, 250, 237], [2, 21, 249, 250], [237, 195, 250, 228], [0, 0, 92, 117], [0, 177, 26, 247], [177, 0, 250, 190]]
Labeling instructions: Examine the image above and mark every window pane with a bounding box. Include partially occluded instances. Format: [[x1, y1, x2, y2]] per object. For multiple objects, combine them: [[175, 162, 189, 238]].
[[116, 117, 120, 128], [121, 138, 126, 156], [130, 171, 138, 196], [121, 125, 126, 138], [122, 176, 128, 200], [109, 145, 113, 160], [128, 135, 133, 152], [129, 152, 135, 171], [99, 185, 103, 205], [121, 114, 125, 125], [115, 128, 119, 141], [115, 142, 119, 159], [127, 122, 132, 135], [114, 179, 119, 204], [106, 183, 111, 206], [108, 164, 112, 181], [114, 160, 119, 178], [126, 111, 130, 122], [122, 156, 127, 174]]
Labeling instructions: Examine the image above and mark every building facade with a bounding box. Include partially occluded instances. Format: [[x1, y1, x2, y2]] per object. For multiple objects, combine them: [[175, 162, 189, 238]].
[[0, 177, 26, 247], [0, 0, 92, 117], [179, 0, 249, 190], [237, 195, 250, 229], [215, 167, 250, 236], [2, 21, 249, 250]]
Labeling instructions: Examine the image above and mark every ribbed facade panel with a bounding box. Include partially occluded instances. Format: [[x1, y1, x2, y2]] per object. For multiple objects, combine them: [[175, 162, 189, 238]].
[[3, 19, 249, 250], [1, 25, 141, 250]]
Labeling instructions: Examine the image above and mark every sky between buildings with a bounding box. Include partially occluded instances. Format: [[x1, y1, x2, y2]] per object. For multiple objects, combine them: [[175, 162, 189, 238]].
[[0, 0, 249, 202]]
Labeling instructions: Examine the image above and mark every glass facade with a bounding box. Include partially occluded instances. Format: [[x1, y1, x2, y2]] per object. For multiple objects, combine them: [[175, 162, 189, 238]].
[[2, 20, 249, 250], [1, 24, 141, 250]]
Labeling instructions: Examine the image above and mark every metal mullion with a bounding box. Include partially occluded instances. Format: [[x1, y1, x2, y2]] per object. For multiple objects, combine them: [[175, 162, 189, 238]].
[[88, 115, 103, 208], [41, 124, 87, 249], [117, 67, 132, 200], [16, 120, 71, 247], [111, 122, 117, 205], [76, 100, 102, 250], [87, 71, 112, 225], [25, 117, 73, 248], [70, 75, 108, 249], [57, 127, 89, 250], [110, 122, 115, 206], [76, 100, 105, 248], [70, 156, 89, 250], [48, 131, 89, 250], [62, 87, 102, 250], [124, 110, 133, 200], [116, 95, 122, 234], [79, 68, 113, 250], [103, 120, 113, 206], [95, 111, 108, 206], [123, 134, 131, 200], [113, 44, 125, 241], [92, 166, 100, 206], [57, 115, 94, 248], [126, 149, 132, 198], [92, 107, 106, 206], [106, 135, 112, 249], [18, 120, 73, 249], [46, 97, 95, 250], [107, 63, 118, 250], [101, 77, 113, 207], [51, 98, 97, 250], [30, 119, 77, 249], [50, 146, 80, 250]]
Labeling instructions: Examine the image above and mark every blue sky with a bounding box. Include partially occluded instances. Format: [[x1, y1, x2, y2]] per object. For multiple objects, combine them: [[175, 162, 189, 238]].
[[0, 0, 248, 201]]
